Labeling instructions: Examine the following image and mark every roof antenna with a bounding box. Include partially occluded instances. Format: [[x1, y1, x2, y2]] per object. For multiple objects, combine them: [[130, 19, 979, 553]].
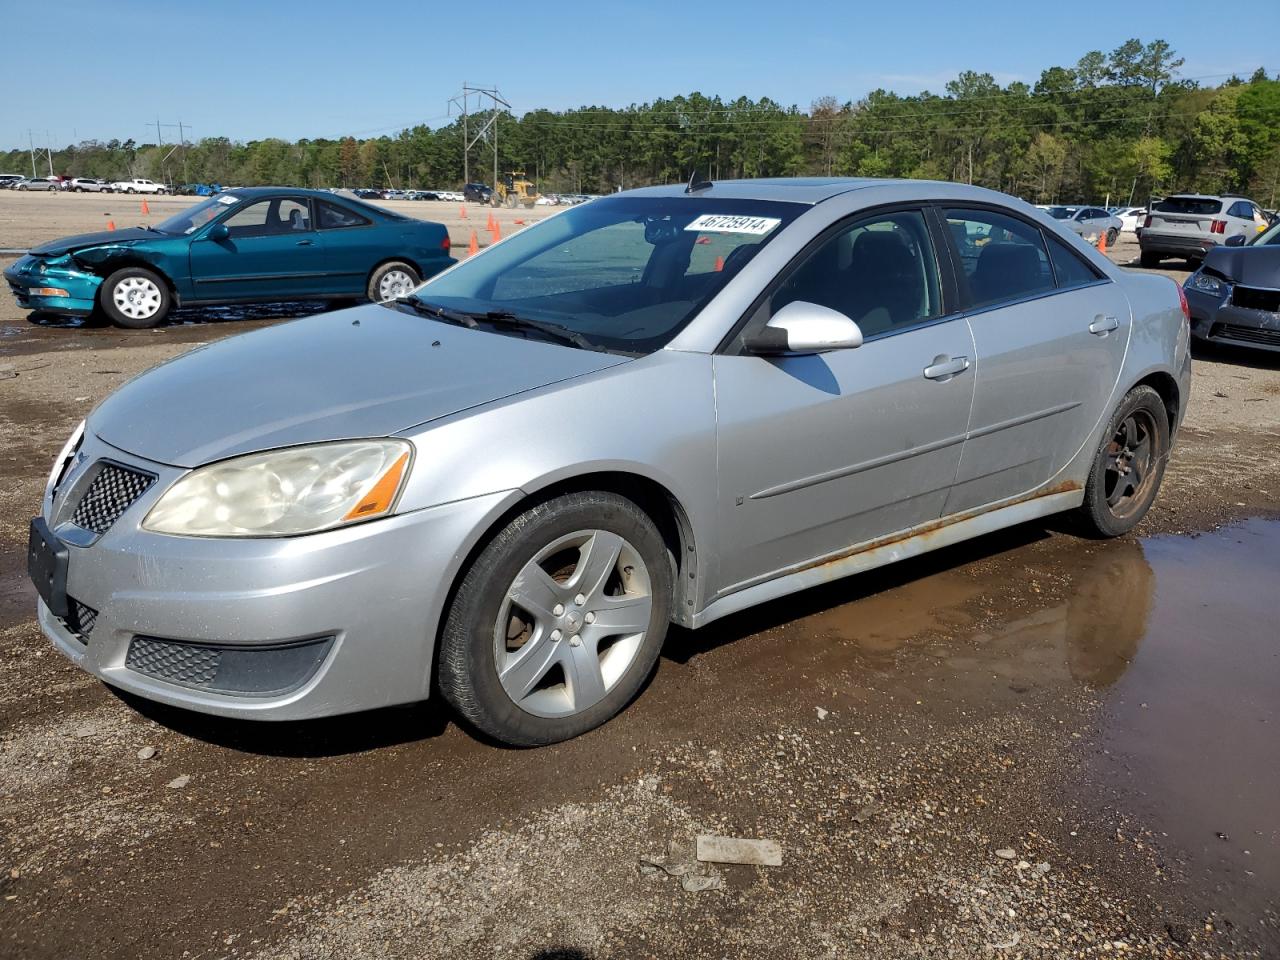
[[685, 170, 713, 194]]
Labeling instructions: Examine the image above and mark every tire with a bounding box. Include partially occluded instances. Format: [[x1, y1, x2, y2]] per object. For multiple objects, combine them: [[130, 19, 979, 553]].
[[504, 194, 517, 209], [1139, 251, 1161, 268], [366, 260, 421, 302], [1076, 385, 1169, 538], [1106, 227, 1118, 247], [98, 266, 171, 329], [438, 491, 673, 746], [126, 187, 136, 194]]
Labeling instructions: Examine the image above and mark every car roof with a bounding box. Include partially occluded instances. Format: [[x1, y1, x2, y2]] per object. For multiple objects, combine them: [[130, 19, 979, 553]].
[[621, 177, 954, 205]]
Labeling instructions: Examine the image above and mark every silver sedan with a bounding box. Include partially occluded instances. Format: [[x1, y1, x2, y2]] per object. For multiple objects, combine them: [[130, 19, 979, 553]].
[[29, 178, 1191, 745]]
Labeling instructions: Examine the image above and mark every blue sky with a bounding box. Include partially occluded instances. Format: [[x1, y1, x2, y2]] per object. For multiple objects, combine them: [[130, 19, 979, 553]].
[[3, 0, 1278, 150]]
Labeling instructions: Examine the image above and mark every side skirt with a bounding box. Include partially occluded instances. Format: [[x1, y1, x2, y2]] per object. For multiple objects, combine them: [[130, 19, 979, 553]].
[[690, 486, 1083, 629]]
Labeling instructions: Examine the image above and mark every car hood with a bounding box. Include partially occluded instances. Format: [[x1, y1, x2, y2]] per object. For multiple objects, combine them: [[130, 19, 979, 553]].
[[30, 228, 154, 256], [1203, 245, 1280, 286], [89, 304, 630, 467]]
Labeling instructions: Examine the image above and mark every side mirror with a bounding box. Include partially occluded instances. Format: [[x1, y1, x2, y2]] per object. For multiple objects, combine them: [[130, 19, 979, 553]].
[[1225, 234, 1246, 248], [744, 301, 864, 355], [207, 222, 230, 242]]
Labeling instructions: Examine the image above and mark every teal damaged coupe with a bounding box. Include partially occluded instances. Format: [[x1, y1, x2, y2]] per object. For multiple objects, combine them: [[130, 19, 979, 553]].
[[4, 188, 455, 328]]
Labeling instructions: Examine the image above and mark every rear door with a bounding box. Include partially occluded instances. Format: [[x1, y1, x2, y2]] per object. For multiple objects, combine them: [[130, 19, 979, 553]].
[[188, 196, 327, 300], [940, 206, 1130, 513], [712, 207, 975, 595]]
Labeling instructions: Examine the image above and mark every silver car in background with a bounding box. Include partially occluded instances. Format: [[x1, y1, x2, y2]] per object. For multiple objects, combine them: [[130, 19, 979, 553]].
[[29, 178, 1191, 746], [1139, 194, 1269, 266], [1045, 205, 1122, 246]]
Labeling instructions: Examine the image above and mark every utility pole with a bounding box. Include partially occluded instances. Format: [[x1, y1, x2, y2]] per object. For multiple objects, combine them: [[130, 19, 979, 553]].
[[449, 84, 509, 189], [28, 129, 37, 177], [148, 119, 190, 185]]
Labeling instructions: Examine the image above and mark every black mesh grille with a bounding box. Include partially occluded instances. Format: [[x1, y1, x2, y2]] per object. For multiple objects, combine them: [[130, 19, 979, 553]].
[[64, 598, 98, 643], [71, 463, 155, 535], [1216, 323, 1280, 347], [126, 636, 222, 686], [1231, 286, 1280, 313]]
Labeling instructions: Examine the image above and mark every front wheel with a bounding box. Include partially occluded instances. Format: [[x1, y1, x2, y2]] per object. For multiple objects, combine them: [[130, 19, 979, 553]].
[[126, 187, 136, 194], [438, 492, 673, 746], [1076, 385, 1169, 538], [99, 266, 171, 328]]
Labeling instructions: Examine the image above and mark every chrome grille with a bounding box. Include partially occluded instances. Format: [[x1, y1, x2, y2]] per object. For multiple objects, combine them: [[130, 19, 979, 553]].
[[71, 463, 155, 535], [126, 637, 222, 687]]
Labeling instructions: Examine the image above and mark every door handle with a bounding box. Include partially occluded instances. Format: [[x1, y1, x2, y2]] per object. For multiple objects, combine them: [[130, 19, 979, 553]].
[[296, 239, 314, 246], [923, 355, 970, 381], [1088, 315, 1119, 336]]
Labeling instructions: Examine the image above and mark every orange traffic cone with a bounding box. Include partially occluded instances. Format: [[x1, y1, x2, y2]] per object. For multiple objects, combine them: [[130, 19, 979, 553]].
[[460, 206, 467, 219], [141, 199, 150, 215], [491, 221, 502, 242], [467, 230, 479, 256], [514, 218, 525, 225], [1097, 230, 1108, 254], [714, 255, 725, 272], [106, 220, 116, 231], [486, 210, 496, 232]]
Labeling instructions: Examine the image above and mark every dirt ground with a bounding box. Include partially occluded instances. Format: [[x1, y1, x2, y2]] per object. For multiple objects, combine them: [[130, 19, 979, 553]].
[[1, 197, 1278, 959]]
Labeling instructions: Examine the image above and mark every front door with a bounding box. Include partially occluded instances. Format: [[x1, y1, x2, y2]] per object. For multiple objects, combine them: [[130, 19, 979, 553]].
[[189, 196, 327, 300], [712, 208, 975, 598], [940, 206, 1130, 513]]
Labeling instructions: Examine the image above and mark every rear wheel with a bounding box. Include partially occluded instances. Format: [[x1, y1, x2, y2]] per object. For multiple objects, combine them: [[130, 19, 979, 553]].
[[366, 261, 420, 302], [438, 491, 673, 746], [1106, 227, 1119, 247], [1076, 385, 1169, 538], [99, 267, 171, 329], [1139, 251, 1162, 268]]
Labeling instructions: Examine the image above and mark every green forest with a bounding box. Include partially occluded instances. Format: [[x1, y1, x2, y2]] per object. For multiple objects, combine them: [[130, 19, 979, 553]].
[[5, 40, 1279, 206]]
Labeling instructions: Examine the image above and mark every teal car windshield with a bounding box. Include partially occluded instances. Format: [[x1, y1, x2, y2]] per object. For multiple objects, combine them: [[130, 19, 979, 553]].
[[412, 196, 804, 353], [153, 195, 240, 235]]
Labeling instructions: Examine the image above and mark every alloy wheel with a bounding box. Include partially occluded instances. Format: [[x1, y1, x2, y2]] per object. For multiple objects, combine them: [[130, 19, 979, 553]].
[[494, 529, 653, 718], [1103, 409, 1157, 519]]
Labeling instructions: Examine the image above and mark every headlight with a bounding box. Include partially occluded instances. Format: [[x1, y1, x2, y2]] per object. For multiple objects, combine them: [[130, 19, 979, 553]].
[[143, 440, 412, 537], [1189, 272, 1224, 295]]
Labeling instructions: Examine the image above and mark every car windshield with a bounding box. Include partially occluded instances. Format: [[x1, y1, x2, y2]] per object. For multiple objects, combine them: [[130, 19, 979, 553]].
[[1046, 206, 1076, 220], [1154, 197, 1223, 216], [153, 195, 242, 235], [410, 195, 805, 354]]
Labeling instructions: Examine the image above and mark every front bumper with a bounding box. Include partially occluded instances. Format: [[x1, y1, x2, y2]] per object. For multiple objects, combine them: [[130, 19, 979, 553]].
[[34, 433, 515, 720], [1186, 285, 1280, 353], [4, 254, 101, 316]]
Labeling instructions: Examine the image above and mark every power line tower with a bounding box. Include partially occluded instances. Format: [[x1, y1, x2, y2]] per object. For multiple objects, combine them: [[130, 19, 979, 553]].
[[448, 83, 510, 188], [27, 130, 54, 177], [146, 119, 192, 184]]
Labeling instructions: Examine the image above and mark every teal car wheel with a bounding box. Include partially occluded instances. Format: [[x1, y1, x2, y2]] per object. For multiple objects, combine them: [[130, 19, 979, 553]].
[[100, 267, 171, 329]]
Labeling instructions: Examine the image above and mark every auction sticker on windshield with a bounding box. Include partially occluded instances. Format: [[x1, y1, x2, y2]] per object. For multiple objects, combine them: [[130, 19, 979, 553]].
[[685, 214, 781, 236], [217, 195, 238, 205]]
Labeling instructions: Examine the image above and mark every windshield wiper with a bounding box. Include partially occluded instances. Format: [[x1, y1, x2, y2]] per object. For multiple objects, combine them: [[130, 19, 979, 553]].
[[395, 297, 478, 328], [472, 310, 601, 351]]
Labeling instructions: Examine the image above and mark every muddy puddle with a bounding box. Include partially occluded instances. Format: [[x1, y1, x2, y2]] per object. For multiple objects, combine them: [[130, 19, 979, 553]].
[[766, 518, 1279, 933]]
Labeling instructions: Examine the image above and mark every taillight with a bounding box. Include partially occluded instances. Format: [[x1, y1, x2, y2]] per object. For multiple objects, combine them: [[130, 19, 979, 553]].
[[440, 234, 451, 251], [1142, 214, 1152, 228], [1210, 220, 1226, 235], [1175, 279, 1190, 322]]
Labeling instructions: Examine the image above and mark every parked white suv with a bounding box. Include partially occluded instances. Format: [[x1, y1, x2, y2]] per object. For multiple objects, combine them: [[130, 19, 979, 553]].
[[1139, 194, 1268, 266], [67, 177, 109, 193], [109, 178, 168, 195]]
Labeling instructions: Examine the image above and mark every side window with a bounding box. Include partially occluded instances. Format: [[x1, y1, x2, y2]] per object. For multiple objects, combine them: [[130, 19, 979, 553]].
[[223, 200, 271, 238], [944, 208, 1054, 308], [1047, 234, 1102, 289], [772, 209, 942, 339], [224, 199, 310, 237], [318, 200, 371, 230]]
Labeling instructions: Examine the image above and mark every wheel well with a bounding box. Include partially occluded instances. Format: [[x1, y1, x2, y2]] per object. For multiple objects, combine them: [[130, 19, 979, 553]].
[[431, 473, 699, 685], [1135, 371, 1180, 431], [91, 259, 178, 302]]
